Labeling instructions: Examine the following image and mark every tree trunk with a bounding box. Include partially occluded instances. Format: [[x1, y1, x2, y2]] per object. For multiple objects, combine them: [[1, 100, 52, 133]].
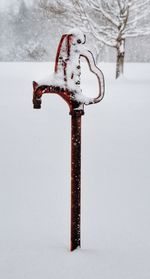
[[116, 38, 125, 79], [116, 52, 125, 79]]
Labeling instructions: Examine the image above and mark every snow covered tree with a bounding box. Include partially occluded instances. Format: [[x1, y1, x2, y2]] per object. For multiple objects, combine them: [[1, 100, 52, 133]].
[[1, 0, 150, 63], [38, 0, 67, 17], [67, 0, 150, 78], [10, 0, 48, 61], [38, 0, 70, 39]]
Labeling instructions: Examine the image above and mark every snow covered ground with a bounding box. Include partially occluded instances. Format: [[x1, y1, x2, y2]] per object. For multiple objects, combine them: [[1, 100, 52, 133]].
[[0, 62, 150, 279]]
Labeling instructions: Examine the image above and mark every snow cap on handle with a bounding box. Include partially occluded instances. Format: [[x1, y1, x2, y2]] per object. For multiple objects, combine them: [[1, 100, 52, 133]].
[[68, 28, 86, 45]]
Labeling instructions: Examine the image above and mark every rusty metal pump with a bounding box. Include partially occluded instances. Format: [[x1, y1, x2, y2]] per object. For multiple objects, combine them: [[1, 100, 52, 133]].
[[32, 29, 105, 251]]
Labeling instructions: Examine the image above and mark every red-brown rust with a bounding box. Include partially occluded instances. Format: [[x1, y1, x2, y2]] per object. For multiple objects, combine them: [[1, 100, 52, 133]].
[[33, 84, 80, 113], [70, 110, 84, 251]]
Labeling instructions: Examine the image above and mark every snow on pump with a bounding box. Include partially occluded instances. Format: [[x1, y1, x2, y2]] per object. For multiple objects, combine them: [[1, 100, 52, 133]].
[[32, 29, 105, 251]]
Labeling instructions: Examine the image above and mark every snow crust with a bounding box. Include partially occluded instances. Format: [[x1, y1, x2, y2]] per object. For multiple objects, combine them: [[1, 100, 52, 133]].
[[0, 62, 150, 279]]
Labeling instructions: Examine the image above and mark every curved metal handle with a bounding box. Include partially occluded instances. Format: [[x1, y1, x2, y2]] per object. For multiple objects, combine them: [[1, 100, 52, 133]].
[[33, 82, 70, 109], [80, 50, 105, 105]]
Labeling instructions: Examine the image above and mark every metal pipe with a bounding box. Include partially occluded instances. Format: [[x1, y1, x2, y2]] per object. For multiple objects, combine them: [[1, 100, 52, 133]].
[[70, 110, 83, 251]]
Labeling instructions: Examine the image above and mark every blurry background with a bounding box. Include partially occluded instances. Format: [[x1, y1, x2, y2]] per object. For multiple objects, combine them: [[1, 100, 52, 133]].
[[0, 0, 150, 62]]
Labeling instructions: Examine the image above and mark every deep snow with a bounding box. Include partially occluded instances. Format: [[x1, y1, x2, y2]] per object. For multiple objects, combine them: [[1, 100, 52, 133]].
[[0, 62, 150, 279]]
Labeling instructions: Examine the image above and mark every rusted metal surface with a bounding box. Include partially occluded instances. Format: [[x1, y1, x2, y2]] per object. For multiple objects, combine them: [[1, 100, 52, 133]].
[[70, 110, 84, 251], [32, 30, 104, 251]]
